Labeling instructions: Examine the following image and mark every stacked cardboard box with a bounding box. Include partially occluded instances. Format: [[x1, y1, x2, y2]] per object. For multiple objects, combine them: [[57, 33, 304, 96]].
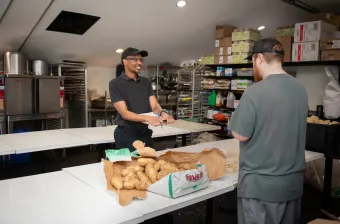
[[292, 20, 336, 62], [276, 25, 294, 62], [320, 38, 340, 61], [231, 29, 260, 64], [309, 12, 340, 31], [214, 25, 236, 64]]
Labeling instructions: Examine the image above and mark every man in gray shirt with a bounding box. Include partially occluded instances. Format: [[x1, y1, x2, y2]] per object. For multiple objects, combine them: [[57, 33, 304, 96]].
[[229, 38, 308, 224]]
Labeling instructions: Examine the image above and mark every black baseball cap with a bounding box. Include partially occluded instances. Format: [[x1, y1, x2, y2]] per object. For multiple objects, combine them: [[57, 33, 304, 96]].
[[121, 47, 148, 61], [245, 38, 285, 60]]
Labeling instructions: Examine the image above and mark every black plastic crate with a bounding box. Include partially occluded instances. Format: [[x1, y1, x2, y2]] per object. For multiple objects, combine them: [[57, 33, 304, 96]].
[[306, 123, 340, 158]]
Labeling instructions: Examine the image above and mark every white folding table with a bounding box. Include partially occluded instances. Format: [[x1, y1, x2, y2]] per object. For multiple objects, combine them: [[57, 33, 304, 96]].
[[63, 162, 235, 221], [63, 138, 324, 222], [0, 171, 143, 224], [0, 139, 15, 156], [0, 130, 89, 154]]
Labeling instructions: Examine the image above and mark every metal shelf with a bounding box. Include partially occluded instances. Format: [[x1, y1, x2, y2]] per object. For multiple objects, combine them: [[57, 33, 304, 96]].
[[205, 60, 340, 69]]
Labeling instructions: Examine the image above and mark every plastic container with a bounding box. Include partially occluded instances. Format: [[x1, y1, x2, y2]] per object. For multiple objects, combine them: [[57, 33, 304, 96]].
[[11, 129, 31, 164], [216, 92, 223, 107], [208, 90, 217, 107], [226, 92, 236, 108]]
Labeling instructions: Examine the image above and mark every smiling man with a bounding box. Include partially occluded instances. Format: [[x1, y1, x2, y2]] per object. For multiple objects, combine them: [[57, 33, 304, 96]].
[[109, 47, 174, 152], [229, 39, 308, 224]]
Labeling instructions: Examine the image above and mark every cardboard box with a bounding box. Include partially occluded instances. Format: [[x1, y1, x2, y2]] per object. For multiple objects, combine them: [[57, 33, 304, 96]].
[[309, 13, 340, 30], [232, 42, 254, 53], [215, 47, 232, 56], [294, 20, 336, 42], [276, 26, 294, 37], [215, 37, 232, 47], [214, 55, 232, 64], [231, 53, 251, 64], [292, 41, 320, 62], [321, 49, 340, 61], [232, 29, 261, 41], [215, 25, 237, 39], [308, 219, 340, 224], [320, 38, 340, 50], [200, 55, 215, 64], [277, 36, 293, 62]]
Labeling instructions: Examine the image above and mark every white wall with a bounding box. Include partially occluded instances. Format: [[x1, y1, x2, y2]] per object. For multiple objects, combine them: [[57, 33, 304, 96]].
[[87, 67, 116, 99], [293, 66, 338, 111]]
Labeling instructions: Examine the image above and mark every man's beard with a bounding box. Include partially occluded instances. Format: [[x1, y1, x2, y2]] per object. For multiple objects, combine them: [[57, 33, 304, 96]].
[[127, 67, 139, 76], [253, 64, 263, 83]]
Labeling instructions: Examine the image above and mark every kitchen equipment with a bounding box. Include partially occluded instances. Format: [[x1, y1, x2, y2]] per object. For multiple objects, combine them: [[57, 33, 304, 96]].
[[316, 105, 324, 118], [32, 60, 48, 76], [0, 74, 65, 133], [91, 97, 114, 109], [3, 52, 29, 75]]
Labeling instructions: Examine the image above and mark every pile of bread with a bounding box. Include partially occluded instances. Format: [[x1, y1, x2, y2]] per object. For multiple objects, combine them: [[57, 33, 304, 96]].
[[307, 116, 339, 125]]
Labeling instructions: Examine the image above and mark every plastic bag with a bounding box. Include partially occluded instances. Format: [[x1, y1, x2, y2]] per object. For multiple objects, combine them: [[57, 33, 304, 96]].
[[324, 67, 340, 119], [192, 132, 220, 144]]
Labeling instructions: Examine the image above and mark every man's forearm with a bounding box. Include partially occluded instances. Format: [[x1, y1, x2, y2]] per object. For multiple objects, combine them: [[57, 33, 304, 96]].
[[121, 111, 148, 123], [152, 103, 162, 115]]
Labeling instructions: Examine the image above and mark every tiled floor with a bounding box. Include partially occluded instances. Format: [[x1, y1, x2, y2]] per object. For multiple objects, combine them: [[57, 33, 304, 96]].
[[0, 146, 337, 224]]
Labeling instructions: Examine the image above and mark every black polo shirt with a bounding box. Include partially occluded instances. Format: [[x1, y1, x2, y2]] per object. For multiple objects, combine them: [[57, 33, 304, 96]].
[[109, 72, 155, 130]]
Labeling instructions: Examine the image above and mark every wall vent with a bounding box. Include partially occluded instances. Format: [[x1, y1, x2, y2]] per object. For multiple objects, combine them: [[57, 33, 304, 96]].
[[46, 10, 100, 35]]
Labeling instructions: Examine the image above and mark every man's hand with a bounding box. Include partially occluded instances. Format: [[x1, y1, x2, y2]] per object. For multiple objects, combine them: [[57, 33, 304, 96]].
[[146, 116, 163, 126], [161, 112, 175, 124]]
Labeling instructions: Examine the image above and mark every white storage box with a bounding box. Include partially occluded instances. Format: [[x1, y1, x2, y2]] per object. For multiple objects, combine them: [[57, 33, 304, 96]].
[[294, 20, 336, 42], [292, 41, 320, 62]]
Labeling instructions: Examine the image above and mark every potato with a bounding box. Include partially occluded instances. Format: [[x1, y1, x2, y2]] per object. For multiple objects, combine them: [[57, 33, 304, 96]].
[[154, 162, 161, 172], [137, 171, 152, 185], [190, 163, 198, 169], [179, 168, 185, 171], [157, 169, 172, 180], [123, 181, 136, 190], [137, 158, 156, 167], [123, 173, 137, 182], [157, 160, 167, 166], [145, 164, 157, 183], [111, 176, 123, 190], [161, 163, 179, 172], [127, 165, 144, 173], [123, 177, 139, 190], [178, 163, 191, 170], [135, 181, 149, 191], [121, 168, 135, 177]]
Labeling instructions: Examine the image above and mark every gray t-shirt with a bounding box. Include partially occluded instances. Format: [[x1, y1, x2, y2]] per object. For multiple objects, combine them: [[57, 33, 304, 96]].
[[229, 74, 308, 203]]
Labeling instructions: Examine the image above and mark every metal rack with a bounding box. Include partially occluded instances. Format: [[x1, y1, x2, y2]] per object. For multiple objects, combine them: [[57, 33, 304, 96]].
[[175, 66, 212, 145], [49, 63, 88, 128]]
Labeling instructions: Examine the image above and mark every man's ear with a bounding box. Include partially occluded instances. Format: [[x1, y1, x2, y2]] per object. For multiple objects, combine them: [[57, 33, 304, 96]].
[[122, 59, 127, 66]]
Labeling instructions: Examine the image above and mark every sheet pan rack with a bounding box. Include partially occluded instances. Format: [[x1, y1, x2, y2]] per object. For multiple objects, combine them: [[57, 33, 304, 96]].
[[49, 63, 88, 128]]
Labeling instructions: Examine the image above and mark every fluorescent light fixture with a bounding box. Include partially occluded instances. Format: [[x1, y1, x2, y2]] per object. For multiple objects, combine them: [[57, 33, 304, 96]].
[[116, 48, 124, 53], [258, 26, 265, 30], [177, 1, 187, 7]]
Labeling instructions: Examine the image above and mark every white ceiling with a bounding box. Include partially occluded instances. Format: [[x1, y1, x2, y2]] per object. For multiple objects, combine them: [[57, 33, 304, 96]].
[[0, 0, 333, 68]]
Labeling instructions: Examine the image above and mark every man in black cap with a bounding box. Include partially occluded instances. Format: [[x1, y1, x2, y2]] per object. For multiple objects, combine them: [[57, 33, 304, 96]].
[[109, 47, 174, 151], [229, 38, 308, 224]]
